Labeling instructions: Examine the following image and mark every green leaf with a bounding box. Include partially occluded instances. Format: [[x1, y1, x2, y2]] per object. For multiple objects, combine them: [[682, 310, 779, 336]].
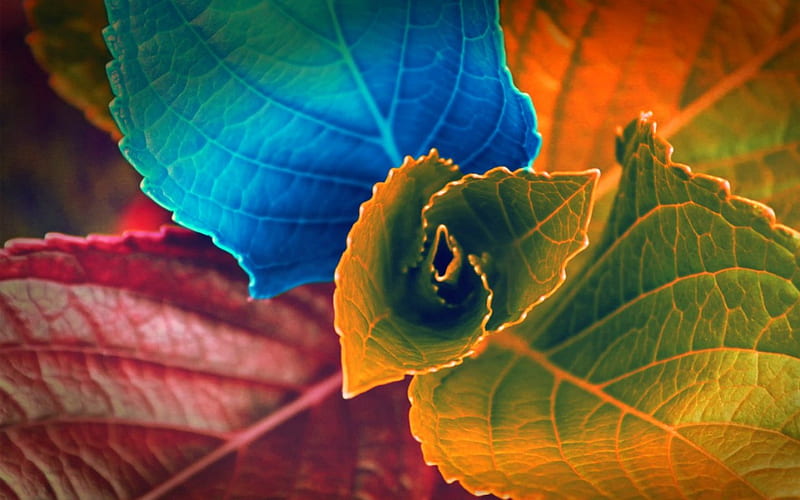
[[409, 115, 800, 498], [24, 0, 118, 137], [501, 1, 800, 223], [697, 146, 800, 229], [334, 151, 597, 397]]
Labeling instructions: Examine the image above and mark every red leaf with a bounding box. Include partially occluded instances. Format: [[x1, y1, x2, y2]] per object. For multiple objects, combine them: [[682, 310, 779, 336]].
[[0, 227, 457, 498], [115, 193, 173, 233]]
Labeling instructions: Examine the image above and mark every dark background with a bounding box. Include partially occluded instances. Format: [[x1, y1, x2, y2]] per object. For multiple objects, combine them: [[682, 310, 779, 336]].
[[1, 1, 142, 243]]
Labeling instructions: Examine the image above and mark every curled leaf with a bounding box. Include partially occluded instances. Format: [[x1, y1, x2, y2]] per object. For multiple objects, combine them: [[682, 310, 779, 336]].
[[104, 0, 541, 298], [409, 114, 800, 498], [334, 151, 597, 397]]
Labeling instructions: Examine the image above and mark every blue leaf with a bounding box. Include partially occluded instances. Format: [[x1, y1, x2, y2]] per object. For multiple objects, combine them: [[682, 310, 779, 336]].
[[104, 0, 541, 297]]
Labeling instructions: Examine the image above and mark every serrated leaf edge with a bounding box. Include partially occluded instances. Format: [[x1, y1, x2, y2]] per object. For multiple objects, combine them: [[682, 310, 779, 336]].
[[408, 114, 800, 499], [334, 150, 484, 398], [546, 114, 800, 335], [336, 150, 599, 398], [424, 166, 600, 336]]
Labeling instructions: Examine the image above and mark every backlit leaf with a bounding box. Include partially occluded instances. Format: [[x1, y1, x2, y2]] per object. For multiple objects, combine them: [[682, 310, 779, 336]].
[[104, 0, 541, 298], [0, 227, 456, 499], [409, 115, 800, 498], [502, 0, 800, 221], [24, 0, 119, 137], [335, 150, 596, 397]]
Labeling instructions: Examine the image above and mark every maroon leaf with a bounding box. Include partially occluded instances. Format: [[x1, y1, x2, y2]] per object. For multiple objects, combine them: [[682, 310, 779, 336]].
[[0, 227, 453, 498]]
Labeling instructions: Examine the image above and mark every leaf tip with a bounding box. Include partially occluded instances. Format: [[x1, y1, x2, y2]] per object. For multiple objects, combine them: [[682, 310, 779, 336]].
[[586, 167, 601, 182], [341, 365, 405, 399]]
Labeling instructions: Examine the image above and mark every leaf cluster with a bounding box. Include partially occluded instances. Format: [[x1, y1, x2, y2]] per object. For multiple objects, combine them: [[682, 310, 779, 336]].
[[2, 1, 798, 498]]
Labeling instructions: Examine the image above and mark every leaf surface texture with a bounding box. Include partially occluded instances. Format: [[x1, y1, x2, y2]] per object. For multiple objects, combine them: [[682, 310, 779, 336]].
[[409, 115, 800, 498], [335, 150, 596, 397], [502, 0, 800, 224], [104, 0, 540, 297], [0, 228, 458, 499]]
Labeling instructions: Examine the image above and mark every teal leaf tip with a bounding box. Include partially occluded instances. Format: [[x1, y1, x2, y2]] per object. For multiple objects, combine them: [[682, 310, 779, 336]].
[[104, 0, 541, 297]]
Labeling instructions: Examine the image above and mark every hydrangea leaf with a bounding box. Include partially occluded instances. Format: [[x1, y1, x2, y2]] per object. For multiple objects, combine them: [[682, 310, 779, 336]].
[[24, 0, 119, 137], [409, 115, 800, 498], [103, 0, 541, 298], [0, 227, 474, 499], [502, 1, 800, 223], [334, 150, 597, 397]]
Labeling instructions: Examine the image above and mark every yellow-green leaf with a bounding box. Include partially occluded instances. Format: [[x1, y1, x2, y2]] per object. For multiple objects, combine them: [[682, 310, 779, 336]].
[[334, 151, 597, 397], [410, 114, 800, 498], [24, 0, 118, 137]]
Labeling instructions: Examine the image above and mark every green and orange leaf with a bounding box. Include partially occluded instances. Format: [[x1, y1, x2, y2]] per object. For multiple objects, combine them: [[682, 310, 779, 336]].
[[334, 151, 597, 398], [409, 114, 800, 498], [10, 1, 799, 497]]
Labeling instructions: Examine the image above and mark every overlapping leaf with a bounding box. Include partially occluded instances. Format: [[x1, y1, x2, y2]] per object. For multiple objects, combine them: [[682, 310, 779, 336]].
[[24, 0, 119, 137], [0, 228, 465, 499], [502, 0, 800, 224], [104, 0, 541, 298], [335, 150, 597, 397], [409, 115, 800, 498]]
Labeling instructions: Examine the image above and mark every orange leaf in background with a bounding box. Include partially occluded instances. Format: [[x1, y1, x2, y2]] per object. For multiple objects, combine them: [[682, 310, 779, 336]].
[[6, 1, 799, 497], [3, 1, 141, 242], [502, 0, 800, 224], [24, 0, 119, 138]]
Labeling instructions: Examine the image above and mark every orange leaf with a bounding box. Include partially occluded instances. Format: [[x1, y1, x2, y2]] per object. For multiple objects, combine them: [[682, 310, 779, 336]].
[[24, 0, 119, 137], [502, 0, 800, 221]]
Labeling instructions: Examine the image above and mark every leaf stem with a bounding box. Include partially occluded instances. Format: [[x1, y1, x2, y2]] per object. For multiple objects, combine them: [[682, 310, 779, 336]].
[[137, 371, 343, 500]]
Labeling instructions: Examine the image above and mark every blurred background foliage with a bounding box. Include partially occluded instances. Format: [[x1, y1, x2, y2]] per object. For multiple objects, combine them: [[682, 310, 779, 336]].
[[0, 1, 144, 242]]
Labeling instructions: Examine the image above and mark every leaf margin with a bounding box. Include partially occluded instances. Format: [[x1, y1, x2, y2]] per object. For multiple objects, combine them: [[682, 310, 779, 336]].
[[407, 113, 800, 499], [334, 148, 599, 398]]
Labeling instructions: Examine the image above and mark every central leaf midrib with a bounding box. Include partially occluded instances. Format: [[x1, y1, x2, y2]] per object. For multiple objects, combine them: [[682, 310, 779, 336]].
[[527, 197, 795, 350], [660, 23, 800, 139], [0, 344, 311, 390], [133, 1, 378, 191], [595, 346, 797, 389], [545, 267, 794, 361], [1, 416, 230, 439], [326, 0, 402, 166]]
